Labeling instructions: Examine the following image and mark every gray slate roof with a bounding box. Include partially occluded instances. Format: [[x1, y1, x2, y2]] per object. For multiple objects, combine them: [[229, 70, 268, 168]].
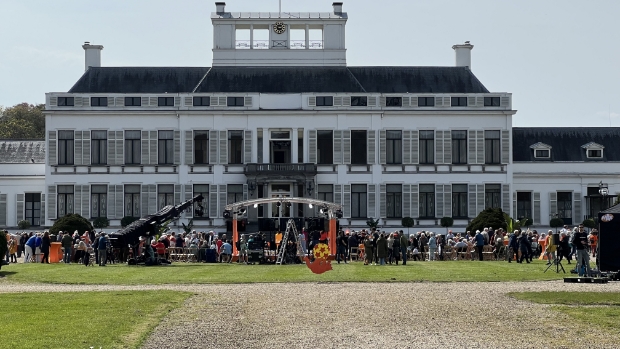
[[68, 66, 489, 94], [0, 140, 45, 164], [512, 127, 620, 162]]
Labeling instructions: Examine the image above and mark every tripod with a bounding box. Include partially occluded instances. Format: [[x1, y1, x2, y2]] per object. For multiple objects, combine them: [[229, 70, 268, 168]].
[[544, 253, 565, 273]]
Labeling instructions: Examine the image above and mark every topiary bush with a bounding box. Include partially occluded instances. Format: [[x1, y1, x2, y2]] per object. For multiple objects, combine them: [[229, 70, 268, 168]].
[[582, 218, 596, 230], [17, 220, 31, 230], [121, 216, 139, 228], [466, 208, 507, 233], [49, 214, 94, 235], [93, 217, 110, 229], [366, 218, 380, 230], [401, 217, 414, 228], [549, 217, 565, 232], [440, 217, 454, 228]]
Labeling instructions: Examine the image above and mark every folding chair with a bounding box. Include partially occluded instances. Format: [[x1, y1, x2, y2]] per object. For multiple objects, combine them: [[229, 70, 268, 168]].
[[349, 247, 359, 261]]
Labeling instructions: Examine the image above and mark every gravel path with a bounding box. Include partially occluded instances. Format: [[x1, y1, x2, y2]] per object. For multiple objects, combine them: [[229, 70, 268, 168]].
[[3, 281, 620, 348]]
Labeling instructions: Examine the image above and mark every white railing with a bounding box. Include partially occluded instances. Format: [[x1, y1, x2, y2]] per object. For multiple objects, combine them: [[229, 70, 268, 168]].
[[235, 40, 323, 50]]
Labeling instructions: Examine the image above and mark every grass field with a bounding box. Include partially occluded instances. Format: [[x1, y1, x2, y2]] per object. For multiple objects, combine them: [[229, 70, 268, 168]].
[[0, 259, 567, 284], [0, 291, 192, 349], [509, 291, 620, 332]]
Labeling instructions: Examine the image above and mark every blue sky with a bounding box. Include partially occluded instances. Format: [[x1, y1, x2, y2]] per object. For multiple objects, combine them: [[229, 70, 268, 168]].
[[1, 0, 618, 127]]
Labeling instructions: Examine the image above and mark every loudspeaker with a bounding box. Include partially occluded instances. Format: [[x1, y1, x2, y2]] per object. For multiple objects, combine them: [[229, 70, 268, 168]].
[[552, 233, 560, 245]]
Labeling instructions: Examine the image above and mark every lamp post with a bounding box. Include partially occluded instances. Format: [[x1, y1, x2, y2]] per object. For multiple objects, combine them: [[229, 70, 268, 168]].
[[599, 181, 609, 211]]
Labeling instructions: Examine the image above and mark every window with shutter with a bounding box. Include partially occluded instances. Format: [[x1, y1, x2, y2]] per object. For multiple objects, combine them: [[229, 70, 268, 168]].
[[468, 130, 476, 164], [343, 130, 351, 164], [218, 97, 226, 106], [75, 97, 84, 107], [244, 96, 253, 107], [209, 184, 218, 218], [443, 130, 451, 164], [114, 185, 123, 218], [308, 130, 317, 164], [40, 193, 45, 223], [173, 130, 181, 165], [49, 96, 58, 107], [368, 96, 377, 107], [379, 130, 387, 164], [149, 131, 158, 164], [549, 192, 557, 218], [141, 185, 149, 216], [343, 184, 351, 218], [16, 193, 25, 223], [48, 131, 57, 166], [184, 130, 193, 165], [218, 185, 227, 217], [574, 192, 582, 223], [477, 185, 484, 215], [402, 130, 411, 164], [468, 184, 477, 218], [512, 192, 517, 219], [140, 131, 149, 165], [115, 131, 123, 165], [308, 96, 316, 107], [368, 184, 376, 219], [476, 130, 484, 164], [435, 131, 444, 165], [367, 130, 376, 165], [533, 192, 541, 224], [436, 185, 444, 218], [333, 96, 343, 106], [174, 184, 182, 205], [74, 131, 83, 166], [335, 184, 343, 207], [502, 184, 510, 213], [333, 130, 343, 164], [443, 184, 452, 218], [219, 130, 228, 164], [81, 185, 90, 218], [108, 185, 116, 219], [379, 184, 387, 218], [410, 184, 419, 218], [208, 130, 218, 165], [74, 186, 82, 217], [379, 96, 386, 107], [244, 130, 252, 164], [500, 96, 510, 108], [501, 130, 510, 164], [411, 130, 419, 164], [47, 186, 56, 220], [402, 184, 411, 218]]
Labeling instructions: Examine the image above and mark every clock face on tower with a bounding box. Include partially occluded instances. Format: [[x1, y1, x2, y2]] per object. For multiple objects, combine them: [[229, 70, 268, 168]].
[[273, 21, 286, 34]]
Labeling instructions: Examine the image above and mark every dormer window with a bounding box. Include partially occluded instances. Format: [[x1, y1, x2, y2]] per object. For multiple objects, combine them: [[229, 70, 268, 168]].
[[530, 142, 552, 159], [57, 97, 74, 106], [581, 142, 604, 159]]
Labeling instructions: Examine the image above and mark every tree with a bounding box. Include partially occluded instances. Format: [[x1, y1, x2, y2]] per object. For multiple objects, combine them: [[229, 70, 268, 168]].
[[93, 217, 110, 229], [582, 218, 596, 231], [49, 214, 94, 235], [549, 218, 565, 233], [0, 103, 45, 139], [402, 217, 414, 235], [466, 208, 507, 233], [440, 217, 454, 234]]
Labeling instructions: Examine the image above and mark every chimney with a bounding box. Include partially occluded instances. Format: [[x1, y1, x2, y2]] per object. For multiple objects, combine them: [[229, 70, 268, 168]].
[[215, 2, 226, 14], [82, 41, 103, 72], [332, 2, 343, 14], [452, 41, 473, 69]]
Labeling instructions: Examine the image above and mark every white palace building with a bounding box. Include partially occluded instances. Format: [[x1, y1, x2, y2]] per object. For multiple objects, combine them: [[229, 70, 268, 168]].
[[1, 2, 618, 232]]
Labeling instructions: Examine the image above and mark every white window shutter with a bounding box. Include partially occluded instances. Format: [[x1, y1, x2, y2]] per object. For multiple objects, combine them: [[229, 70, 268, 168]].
[[444, 184, 452, 218], [468, 130, 476, 164], [81, 185, 90, 218], [149, 97, 157, 107], [468, 184, 477, 218], [48, 131, 57, 166], [173, 130, 181, 165], [141, 97, 150, 107], [115, 97, 124, 107], [477, 185, 484, 214], [115, 131, 123, 165], [476, 96, 484, 107], [379, 96, 386, 107], [402, 130, 411, 164], [107, 130, 116, 165], [174, 184, 182, 205], [368, 184, 376, 219], [549, 192, 557, 218], [79, 130, 89, 165], [435, 131, 444, 165], [476, 130, 484, 164], [435, 97, 443, 107], [141, 185, 149, 216], [502, 184, 510, 214], [74, 185, 82, 217], [533, 192, 541, 224], [210, 96, 219, 106], [107, 97, 115, 107], [209, 184, 218, 218], [218, 185, 227, 217], [185, 130, 193, 165], [379, 130, 387, 164], [403, 184, 411, 218], [74, 97, 83, 107], [148, 184, 157, 215], [443, 130, 452, 164], [40, 194, 45, 223], [411, 184, 419, 218], [108, 184, 116, 219], [367, 130, 376, 165], [402, 96, 410, 107], [443, 96, 451, 107], [16, 193, 25, 223], [436, 185, 444, 218], [219, 130, 228, 164], [244, 130, 252, 164], [141, 131, 150, 165], [411, 130, 419, 164], [343, 130, 351, 164], [307, 96, 316, 107], [467, 96, 476, 107], [74, 131, 83, 166], [501, 130, 510, 164], [308, 130, 317, 164], [149, 131, 158, 165], [209, 130, 218, 165], [184, 96, 193, 106], [512, 192, 517, 219], [342, 96, 351, 107], [335, 184, 343, 211], [0, 194, 6, 227], [49, 97, 58, 107], [333, 96, 343, 106], [368, 96, 377, 107], [115, 185, 123, 219], [574, 192, 582, 223], [174, 96, 181, 107], [218, 97, 226, 106], [500, 96, 510, 108], [184, 185, 193, 216], [333, 130, 343, 164], [244, 96, 252, 107], [48, 186, 56, 220], [343, 184, 351, 218], [379, 184, 387, 218]]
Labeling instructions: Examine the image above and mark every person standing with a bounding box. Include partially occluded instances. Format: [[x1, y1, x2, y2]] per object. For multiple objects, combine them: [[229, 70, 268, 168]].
[[24, 234, 36, 263], [40, 232, 51, 263], [571, 224, 591, 276], [398, 230, 408, 265], [336, 231, 348, 264], [9, 235, 18, 263], [508, 230, 519, 263], [474, 230, 485, 261], [544, 231, 556, 265], [392, 232, 401, 265], [298, 230, 307, 255], [376, 233, 388, 265], [363, 235, 374, 265], [428, 233, 437, 261], [518, 232, 531, 263], [98, 233, 109, 266], [61, 231, 73, 264]]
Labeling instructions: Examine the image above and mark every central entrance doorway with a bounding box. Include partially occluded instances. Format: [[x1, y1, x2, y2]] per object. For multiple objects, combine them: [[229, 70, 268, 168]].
[[270, 183, 291, 219]]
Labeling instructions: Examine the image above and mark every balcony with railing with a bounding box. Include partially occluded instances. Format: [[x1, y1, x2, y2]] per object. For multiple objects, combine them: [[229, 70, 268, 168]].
[[235, 40, 324, 50], [244, 163, 317, 180]]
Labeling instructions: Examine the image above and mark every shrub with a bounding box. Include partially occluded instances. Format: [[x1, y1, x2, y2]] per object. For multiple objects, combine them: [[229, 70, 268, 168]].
[[401, 217, 414, 228], [366, 218, 380, 230], [466, 208, 507, 233], [182, 218, 194, 235], [93, 217, 110, 229], [440, 217, 454, 228], [121, 216, 139, 228], [17, 220, 31, 230], [49, 214, 94, 235], [520, 217, 533, 228], [582, 218, 596, 230], [549, 218, 565, 231]]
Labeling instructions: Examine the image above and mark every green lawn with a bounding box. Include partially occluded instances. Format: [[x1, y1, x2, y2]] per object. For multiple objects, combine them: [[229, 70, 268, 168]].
[[0, 291, 192, 349], [0, 259, 567, 285], [509, 292, 620, 332]]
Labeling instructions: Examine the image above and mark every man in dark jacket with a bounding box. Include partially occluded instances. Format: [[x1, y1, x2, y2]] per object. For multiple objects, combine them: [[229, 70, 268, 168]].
[[377, 233, 388, 265], [508, 231, 519, 263], [518, 232, 531, 263], [474, 230, 485, 261], [93, 234, 101, 265], [98, 233, 109, 266], [61, 232, 73, 264], [399, 231, 408, 265]]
